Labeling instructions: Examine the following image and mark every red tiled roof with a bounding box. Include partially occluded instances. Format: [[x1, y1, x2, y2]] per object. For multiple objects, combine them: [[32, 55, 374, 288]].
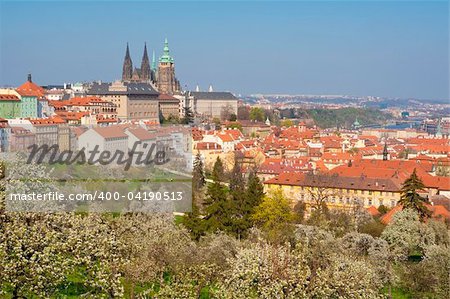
[[126, 127, 156, 141], [0, 94, 20, 101], [16, 81, 45, 97], [380, 204, 450, 224], [92, 126, 128, 139], [367, 206, 381, 217], [195, 142, 222, 150]]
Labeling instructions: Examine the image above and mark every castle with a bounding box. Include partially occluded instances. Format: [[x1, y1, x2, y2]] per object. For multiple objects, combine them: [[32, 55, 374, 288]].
[[121, 40, 181, 95]]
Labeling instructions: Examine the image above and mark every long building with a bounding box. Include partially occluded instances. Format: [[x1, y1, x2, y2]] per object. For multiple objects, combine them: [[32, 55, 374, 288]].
[[189, 91, 238, 119], [87, 81, 159, 122]]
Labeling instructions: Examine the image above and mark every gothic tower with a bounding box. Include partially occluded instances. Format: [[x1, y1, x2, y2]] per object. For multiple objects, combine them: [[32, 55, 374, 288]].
[[383, 143, 388, 161], [157, 38, 180, 95], [122, 43, 133, 81], [140, 43, 151, 81]]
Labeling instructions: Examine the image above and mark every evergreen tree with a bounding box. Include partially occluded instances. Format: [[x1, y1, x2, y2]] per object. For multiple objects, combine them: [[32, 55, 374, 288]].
[[244, 170, 265, 210], [211, 156, 224, 182], [181, 106, 194, 124], [231, 170, 265, 238], [203, 157, 231, 232], [183, 201, 206, 241], [229, 155, 245, 193], [399, 168, 430, 220], [192, 152, 206, 192]]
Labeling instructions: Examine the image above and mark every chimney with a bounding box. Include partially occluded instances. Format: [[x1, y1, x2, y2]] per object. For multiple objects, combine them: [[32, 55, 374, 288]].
[[27, 73, 32, 82]]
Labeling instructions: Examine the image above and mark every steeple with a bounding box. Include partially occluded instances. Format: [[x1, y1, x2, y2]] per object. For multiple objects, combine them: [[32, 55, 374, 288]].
[[122, 43, 133, 81], [383, 142, 388, 161], [140, 42, 151, 81], [151, 50, 157, 71], [159, 38, 174, 63]]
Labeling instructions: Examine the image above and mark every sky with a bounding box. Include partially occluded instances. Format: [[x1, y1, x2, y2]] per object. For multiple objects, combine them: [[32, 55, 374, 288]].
[[0, 0, 448, 99]]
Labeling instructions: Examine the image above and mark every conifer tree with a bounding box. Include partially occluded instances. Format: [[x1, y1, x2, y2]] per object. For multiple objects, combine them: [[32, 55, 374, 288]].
[[203, 157, 231, 232], [192, 152, 206, 192], [399, 168, 430, 220], [211, 156, 224, 182]]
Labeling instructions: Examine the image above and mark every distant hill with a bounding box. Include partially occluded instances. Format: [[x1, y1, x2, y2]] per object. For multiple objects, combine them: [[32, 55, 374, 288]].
[[305, 108, 393, 129]]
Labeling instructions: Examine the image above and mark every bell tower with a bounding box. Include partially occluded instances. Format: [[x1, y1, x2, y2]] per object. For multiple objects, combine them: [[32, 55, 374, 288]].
[[157, 38, 180, 94]]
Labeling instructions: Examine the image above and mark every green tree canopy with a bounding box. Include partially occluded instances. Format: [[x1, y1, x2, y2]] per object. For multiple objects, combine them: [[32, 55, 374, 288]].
[[399, 168, 430, 220]]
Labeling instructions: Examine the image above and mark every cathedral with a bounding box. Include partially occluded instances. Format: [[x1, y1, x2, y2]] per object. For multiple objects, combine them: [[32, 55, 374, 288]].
[[121, 40, 181, 95]]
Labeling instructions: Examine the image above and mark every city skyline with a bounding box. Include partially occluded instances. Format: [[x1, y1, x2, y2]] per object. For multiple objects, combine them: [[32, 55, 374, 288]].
[[0, 0, 448, 100]]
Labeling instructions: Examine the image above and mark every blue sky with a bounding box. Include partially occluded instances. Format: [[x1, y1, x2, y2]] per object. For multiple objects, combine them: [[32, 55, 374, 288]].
[[0, 0, 448, 99]]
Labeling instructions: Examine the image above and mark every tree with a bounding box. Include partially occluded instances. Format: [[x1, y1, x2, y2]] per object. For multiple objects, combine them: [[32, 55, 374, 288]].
[[203, 157, 231, 232], [220, 104, 235, 121], [399, 168, 430, 220], [192, 152, 206, 192], [237, 106, 250, 120], [228, 157, 251, 238], [304, 172, 340, 213], [181, 106, 194, 124], [211, 156, 224, 182], [252, 188, 295, 243], [249, 107, 265, 122], [381, 208, 436, 260], [281, 119, 294, 127]]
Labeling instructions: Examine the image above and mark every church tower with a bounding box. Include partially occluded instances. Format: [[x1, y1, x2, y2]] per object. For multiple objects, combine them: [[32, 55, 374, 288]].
[[383, 143, 388, 161], [157, 38, 180, 95], [140, 43, 151, 81], [122, 43, 133, 81]]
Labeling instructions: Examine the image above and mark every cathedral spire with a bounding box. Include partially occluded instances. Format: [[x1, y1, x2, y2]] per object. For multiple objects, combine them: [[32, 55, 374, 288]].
[[159, 38, 174, 63], [122, 43, 133, 81], [140, 42, 151, 81]]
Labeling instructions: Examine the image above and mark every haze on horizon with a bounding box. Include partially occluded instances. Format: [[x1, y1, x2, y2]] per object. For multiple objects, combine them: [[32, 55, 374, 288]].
[[0, 0, 448, 100]]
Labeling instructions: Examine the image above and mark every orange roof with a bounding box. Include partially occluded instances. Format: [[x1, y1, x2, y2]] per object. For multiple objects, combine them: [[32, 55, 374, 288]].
[[381, 204, 450, 224], [92, 126, 128, 139], [0, 94, 20, 101], [126, 127, 156, 141], [16, 81, 45, 97], [217, 132, 235, 142], [29, 117, 65, 125], [195, 142, 222, 150], [367, 206, 381, 217]]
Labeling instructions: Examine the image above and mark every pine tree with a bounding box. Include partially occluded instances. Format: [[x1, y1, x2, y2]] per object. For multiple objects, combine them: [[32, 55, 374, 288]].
[[211, 156, 224, 182], [399, 168, 430, 220], [244, 170, 265, 211], [203, 157, 231, 232], [181, 106, 194, 124], [183, 201, 206, 241], [203, 180, 230, 233], [231, 169, 265, 238], [229, 155, 245, 193], [192, 152, 206, 192]]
